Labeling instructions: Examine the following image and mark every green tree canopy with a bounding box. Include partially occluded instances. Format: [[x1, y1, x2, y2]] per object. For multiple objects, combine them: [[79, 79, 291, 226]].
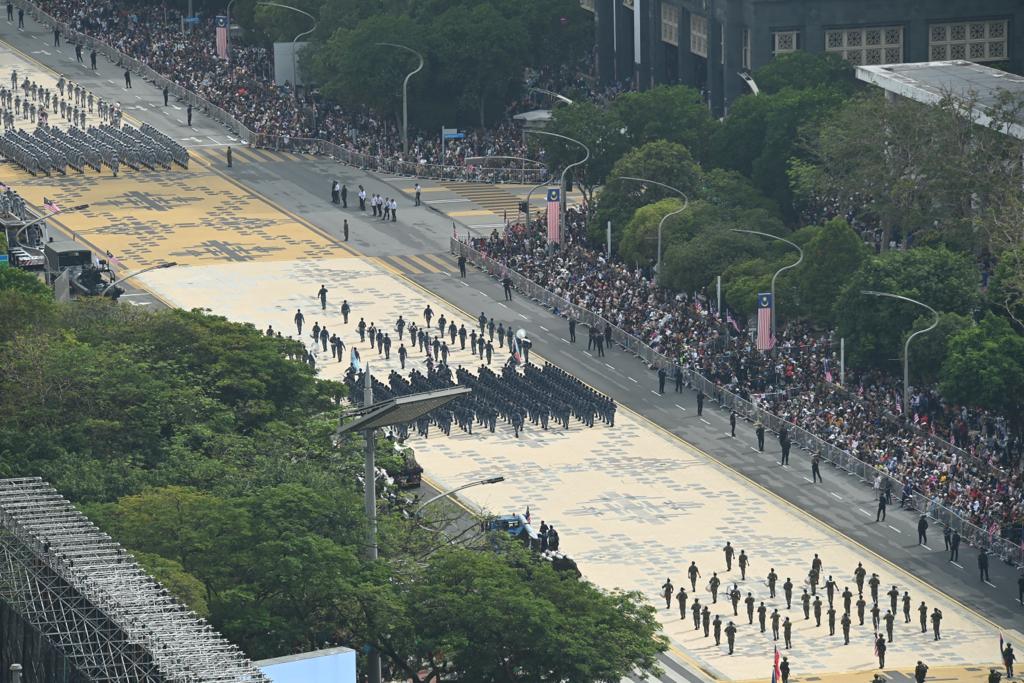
[[752, 51, 857, 96], [941, 313, 1024, 425], [612, 85, 716, 164], [834, 247, 980, 369]]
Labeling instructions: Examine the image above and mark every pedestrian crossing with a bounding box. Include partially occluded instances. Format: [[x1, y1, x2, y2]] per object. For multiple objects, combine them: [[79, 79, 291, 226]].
[[621, 652, 707, 683], [441, 182, 525, 223], [370, 252, 453, 277], [189, 145, 309, 166]]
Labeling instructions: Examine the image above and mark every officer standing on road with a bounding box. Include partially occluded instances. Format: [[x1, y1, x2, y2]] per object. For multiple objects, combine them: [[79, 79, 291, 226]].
[[657, 367, 666, 394], [456, 254, 466, 278], [502, 275, 513, 301], [811, 453, 823, 483], [90, 49, 97, 69], [725, 621, 737, 654], [676, 586, 687, 620], [75, 42, 83, 63], [979, 549, 991, 582], [724, 541, 734, 571], [294, 309, 305, 336], [697, 388, 705, 416], [163, 85, 169, 106], [730, 410, 737, 436], [950, 530, 961, 561], [783, 618, 792, 649], [674, 364, 683, 392], [841, 611, 851, 644], [779, 427, 791, 465], [713, 614, 722, 645], [226, 146, 232, 168], [568, 316, 576, 342], [918, 515, 929, 545], [876, 491, 888, 522], [783, 577, 793, 608], [124, 69, 132, 89], [943, 525, 952, 550], [187, 103, 193, 126], [688, 561, 701, 591], [755, 419, 765, 450]]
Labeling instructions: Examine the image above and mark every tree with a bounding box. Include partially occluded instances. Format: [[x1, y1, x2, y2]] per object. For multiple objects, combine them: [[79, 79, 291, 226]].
[[541, 102, 628, 217], [941, 313, 1024, 426], [594, 140, 702, 247], [0, 267, 51, 298], [752, 51, 857, 96], [618, 198, 691, 267], [712, 86, 847, 219], [404, 545, 666, 682], [428, 5, 527, 127], [132, 550, 211, 617], [308, 16, 426, 132], [907, 312, 972, 386], [613, 85, 716, 164], [793, 218, 869, 326], [834, 247, 980, 369]]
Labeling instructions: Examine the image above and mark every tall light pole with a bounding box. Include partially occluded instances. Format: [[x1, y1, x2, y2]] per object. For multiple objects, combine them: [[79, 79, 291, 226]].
[[415, 476, 505, 516], [337, 382, 470, 683], [375, 43, 423, 156], [225, 0, 237, 60], [731, 229, 803, 341], [12, 203, 90, 250], [617, 177, 688, 286], [256, 2, 317, 90], [861, 290, 940, 417], [522, 175, 552, 226], [529, 87, 574, 107], [101, 261, 177, 297], [524, 130, 589, 248]]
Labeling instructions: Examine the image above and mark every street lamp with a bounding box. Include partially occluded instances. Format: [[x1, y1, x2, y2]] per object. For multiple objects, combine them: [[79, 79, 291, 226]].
[[524, 130, 589, 248], [529, 87, 574, 107], [12, 203, 89, 250], [256, 2, 317, 90], [337, 376, 470, 683], [415, 476, 505, 516], [375, 43, 423, 156], [101, 261, 176, 297], [731, 229, 803, 341], [861, 290, 940, 417], [226, 0, 237, 61], [522, 174, 552, 226], [617, 177, 688, 286]]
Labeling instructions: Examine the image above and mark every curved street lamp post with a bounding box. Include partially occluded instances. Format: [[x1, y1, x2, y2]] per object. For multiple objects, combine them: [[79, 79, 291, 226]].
[[861, 290, 940, 417], [101, 262, 177, 297], [617, 177, 689, 286], [731, 229, 804, 341], [375, 43, 423, 156], [524, 130, 589, 248], [256, 2, 317, 90], [415, 476, 505, 516]]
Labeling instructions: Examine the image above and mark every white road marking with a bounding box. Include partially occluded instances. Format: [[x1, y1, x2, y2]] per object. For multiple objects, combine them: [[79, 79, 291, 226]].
[[950, 561, 964, 569], [628, 377, 638, 383], [172, 104, 181, 110], [605, 363, 614, 370], [921, 544, 932, 551], [518, 313, 527, 320], [750, 447, 759, 452], [700, 418, 711, 425], [498, 303, 508, 309], [559, 337, 569, 344], [830, 492, 843, 500], [802, 476, 813, 483], [425, 198, 472, 204], [676, 404, 687, 411], [539, 325, 549, 332], [985, 581, 997, 588], [888, 525, 902, 534], [652, 390, 661, 396], [858, 508, 872, 517], [207, 136, 220, 144]]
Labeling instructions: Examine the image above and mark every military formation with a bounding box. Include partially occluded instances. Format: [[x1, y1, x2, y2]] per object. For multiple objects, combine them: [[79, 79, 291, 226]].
[[1, 69, 188, 176], [661, 546, 948, 670]]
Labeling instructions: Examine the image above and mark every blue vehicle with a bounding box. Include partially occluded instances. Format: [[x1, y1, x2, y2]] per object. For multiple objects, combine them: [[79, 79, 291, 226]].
[[481, 513, 538, 546]]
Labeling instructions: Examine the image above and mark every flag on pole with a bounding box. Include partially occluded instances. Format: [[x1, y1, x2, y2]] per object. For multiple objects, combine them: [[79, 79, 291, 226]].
[[546, 188, 560, 243], [771, 646, 781, 683], [727, 310, 742, 333], [511, 333, 523, 365], [215, 16, 229, 59], [43, 197, 60, 212], [350, 347, 361, 371], [756, 292, 775, 351]]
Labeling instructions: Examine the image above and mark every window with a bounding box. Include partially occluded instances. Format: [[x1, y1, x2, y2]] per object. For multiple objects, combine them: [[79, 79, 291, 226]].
[[772, 30, 799, 55], [579, 0, 594, 12], [742, 28, 751, 70], [825, 26, 903, 65], [691, 14, 708, 57], [661, 4, 680, 46], [929, 20, 1007, 62]]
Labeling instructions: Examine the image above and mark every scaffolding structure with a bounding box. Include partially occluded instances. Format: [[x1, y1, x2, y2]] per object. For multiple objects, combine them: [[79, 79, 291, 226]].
[[0, 477, 271, 682]]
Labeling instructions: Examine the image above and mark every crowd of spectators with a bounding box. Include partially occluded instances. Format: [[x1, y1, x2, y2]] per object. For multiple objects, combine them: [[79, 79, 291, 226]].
[[34, 0, 569, 174], [473, 211, 1024, 545]]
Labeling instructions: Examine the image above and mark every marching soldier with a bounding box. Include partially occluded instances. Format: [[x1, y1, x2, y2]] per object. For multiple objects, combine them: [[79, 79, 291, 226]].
[[783, 578, 794, 609], [713, 614, 722, 646], [813, 596, 823, 627], [724, 542, 735, 571], [757, 602, 767, 633], [709, 573, 721, 603], [661, 578, 674, 609], [738, 550, 749, 580], [841, 611, 851, 644], [801, 589, 811, 620], [745, 592, 755, 624], [676, 586, 687, 620], [767, 568, 778, 598], [902, 591, 912, 623], [783, 617, 792, 649], [919, 601, 928, 633], [725, 621, 737, 655]]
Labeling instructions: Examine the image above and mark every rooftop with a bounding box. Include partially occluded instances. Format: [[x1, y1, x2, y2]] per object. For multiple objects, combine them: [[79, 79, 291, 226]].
[[856, 61, 1024, 139]]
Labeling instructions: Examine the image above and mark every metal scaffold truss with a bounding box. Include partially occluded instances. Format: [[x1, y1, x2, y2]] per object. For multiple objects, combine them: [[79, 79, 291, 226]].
[[0, 477, 271, 682]]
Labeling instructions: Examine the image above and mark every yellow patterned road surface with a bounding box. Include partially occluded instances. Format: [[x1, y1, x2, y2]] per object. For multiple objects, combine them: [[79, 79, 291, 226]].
[[4, 155, 354, 269]]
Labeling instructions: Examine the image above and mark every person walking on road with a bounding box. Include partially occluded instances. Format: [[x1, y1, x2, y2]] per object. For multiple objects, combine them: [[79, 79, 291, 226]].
[[676, 586, 687, 620], [1004, 643, 1015, 678], [186, 103, 193, 126], [876, 494, 888, 522], [918, 515, 929, 545], [697, 389, 705, 416], [661, 578, 673, 609], [317, 284, 328, 310], [294, 309, 305, 336], [979, 549, 991, 583], [226, 146, 232, 168], [163, 85, 169, 106], [124, 69, 131, 89], [931, 608, 943, 640], [725, 621, 737, 654], [755, 419, 765, 450], [876, 633, 887, 668], [658, 367, 666, 394], [724, 542, 734, 571], [811, 453, 822, 483], [915, 661, 929, 683], [688, 561, 701, 592], [414, 183, 421, 206]]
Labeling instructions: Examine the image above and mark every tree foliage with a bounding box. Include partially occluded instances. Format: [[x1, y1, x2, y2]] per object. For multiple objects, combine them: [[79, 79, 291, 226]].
[[941, 314, 1024, 424]]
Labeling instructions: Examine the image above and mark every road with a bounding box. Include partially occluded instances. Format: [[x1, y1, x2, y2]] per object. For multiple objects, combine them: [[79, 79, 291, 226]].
[[1, 6, 1019, 658]]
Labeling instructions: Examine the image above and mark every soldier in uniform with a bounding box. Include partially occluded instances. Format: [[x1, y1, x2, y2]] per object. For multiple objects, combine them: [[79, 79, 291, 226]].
[[783, 578, 794, 609], [783, 617, 792, 649], [855, 563, 867, 594], [869, 573, 881, 604], [713, 614, 722, 645], [813, 596, 823, 627], [676, 586, 687, 620], [902, 591, 912, 623], [709, 573, 721, 603], [755, 419, 765, 450], [757, 602, 767, 633], [801, 589, 811, 620], [701, 606, 711, 637], [931, 608, 942, 640], [688, 561, 701, 591], [827, 606, 836, 635], [691, 600, 702, 630], [771, 609, 781, 641], [842, 586, 853, 615], [724, 542, 735, 571], [738, 550, 749, 580], [725, 621, 737, 655], [661, 578, 674, 609], [729, 585, 741, 616], [745, 592, 755, 624], [767, 568, 778, 598], [841, 611, 851, 644], [888, 585, 900, 614], [884, 609, 896, 643]]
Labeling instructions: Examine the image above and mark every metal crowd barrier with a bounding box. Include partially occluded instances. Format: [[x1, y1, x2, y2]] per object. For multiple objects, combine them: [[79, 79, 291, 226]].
[[13, 0, 546, 184], [451, 236, 1023, 566]]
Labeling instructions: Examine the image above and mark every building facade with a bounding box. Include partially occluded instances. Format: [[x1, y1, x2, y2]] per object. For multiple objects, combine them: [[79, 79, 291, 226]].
[[587, 0, 1024, 116]]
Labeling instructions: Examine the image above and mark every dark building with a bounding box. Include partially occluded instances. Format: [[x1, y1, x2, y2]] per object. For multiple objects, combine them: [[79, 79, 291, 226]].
[[587, 0, 1024, 116]]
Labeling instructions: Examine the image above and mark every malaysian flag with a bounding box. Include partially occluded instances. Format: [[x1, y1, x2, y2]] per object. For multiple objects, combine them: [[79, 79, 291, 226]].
[[756, 292, 775, 351], [726, 310, 742, 333], [215, 16, 229, 60], [546, 188, 560, 243], [771, 647, 781, 683], [43, 197, 60, 212]]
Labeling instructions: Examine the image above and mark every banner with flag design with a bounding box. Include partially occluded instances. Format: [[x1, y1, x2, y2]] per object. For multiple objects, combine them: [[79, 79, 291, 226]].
[[546, 188, 560, 243], [756, 292, 775, 351], [215, 16, 229, 60]]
